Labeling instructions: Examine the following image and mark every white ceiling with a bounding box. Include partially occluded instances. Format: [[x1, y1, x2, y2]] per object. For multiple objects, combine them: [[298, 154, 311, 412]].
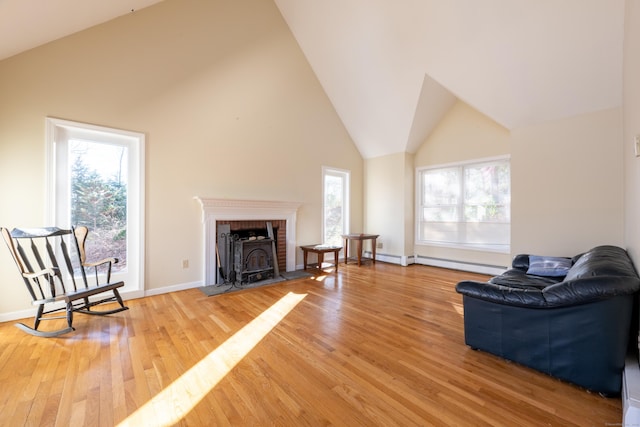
[[0, 0, 626, 159], [274, 0, 625, 158]]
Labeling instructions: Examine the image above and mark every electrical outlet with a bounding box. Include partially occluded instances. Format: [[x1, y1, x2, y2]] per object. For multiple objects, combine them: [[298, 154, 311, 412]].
[[376, 242, 383, 249], [635, 135, 640, 157], [182, 259, 189, 269]]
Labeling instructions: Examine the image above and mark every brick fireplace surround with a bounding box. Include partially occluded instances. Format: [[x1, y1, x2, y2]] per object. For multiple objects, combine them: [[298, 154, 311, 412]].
[[195, 198, 301, 286]]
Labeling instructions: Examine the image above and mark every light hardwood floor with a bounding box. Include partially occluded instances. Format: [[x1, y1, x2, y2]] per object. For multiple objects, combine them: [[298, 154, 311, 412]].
[[0, 262, 622, 426]]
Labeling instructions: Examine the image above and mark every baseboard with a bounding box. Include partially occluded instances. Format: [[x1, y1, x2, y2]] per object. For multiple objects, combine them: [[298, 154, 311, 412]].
[[143, 280, 203, 297], [414, 255, 507, 275], [0, 308, 34, 323]]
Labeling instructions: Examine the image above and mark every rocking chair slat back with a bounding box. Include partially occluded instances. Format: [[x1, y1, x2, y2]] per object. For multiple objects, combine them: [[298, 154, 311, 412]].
[[13, 228, 72, 300], [1, 226, 128, 337]]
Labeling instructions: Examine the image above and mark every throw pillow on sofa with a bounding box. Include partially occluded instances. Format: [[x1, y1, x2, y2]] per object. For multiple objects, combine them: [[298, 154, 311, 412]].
[[526, 255, 572, 277]]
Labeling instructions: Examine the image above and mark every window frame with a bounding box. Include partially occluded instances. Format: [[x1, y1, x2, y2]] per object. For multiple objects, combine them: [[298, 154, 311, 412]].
[[322, 166, 350, 247], [416, 156, 510, 253], [45, 117, 145, 295]]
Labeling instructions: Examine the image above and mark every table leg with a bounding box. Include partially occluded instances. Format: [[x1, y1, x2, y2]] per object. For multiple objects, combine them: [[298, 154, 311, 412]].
[[334, 250, 339, 270], [303, 250, 308, 270], [318, 252, 324, 269], [357, 239, 362, 266], [344, 238, 349, 264], [372, 237, 377, 264]]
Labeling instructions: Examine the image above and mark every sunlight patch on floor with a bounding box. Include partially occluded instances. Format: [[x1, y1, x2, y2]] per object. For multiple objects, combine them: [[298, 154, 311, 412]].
[[313, 272, 331, 281], [451, 302, 464, 316], [117, 291, 307, 427]]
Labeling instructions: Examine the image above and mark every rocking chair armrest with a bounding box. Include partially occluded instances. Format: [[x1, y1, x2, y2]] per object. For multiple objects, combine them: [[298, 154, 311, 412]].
[[23, 267, 58, 280], [83, 257, 118, 268]]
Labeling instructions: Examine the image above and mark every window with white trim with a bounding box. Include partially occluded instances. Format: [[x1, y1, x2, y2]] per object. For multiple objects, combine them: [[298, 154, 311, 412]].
[[322, 167, 350, 247], [417, 157, 510, 252], [46, 118, 145, 293]]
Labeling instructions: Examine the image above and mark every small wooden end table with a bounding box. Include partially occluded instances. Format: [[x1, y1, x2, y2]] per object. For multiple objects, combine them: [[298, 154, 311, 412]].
[[342, 233, 379, 266], [300, 245, 342, 272]]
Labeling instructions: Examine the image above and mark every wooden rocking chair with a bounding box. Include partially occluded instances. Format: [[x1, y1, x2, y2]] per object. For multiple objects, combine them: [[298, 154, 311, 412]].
[[1, 226, 129, 337]]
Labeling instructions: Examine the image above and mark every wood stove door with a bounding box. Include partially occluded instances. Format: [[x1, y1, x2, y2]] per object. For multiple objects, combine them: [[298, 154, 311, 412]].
[[234, 239, 274, 284]]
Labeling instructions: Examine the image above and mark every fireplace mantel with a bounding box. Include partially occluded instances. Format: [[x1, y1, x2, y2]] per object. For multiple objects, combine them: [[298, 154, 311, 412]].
[[195, 197, 301, 285]]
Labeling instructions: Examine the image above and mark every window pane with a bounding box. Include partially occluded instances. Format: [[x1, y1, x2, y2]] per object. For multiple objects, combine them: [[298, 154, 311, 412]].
[[464, 204, 510, 222], [422, 206, 459, 222], [323, 171, 348, 247], [465, 222, 510, 245], [419, 221, 462, 243], [464, 162, 510, 204], [463, 161, 510, 222], [69, 140, 127, 272], [422, 167, 460, 205]]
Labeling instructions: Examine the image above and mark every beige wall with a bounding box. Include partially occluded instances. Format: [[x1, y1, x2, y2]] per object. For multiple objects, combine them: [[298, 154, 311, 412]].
[[624, 0, 640, 264], [511, 108, 624, 256], [364, 152, 414, 263], [413, 101, 624, 269], [414, 101, 511, 166], [414, 101, 512, 268], [0, 0, 363, 315]]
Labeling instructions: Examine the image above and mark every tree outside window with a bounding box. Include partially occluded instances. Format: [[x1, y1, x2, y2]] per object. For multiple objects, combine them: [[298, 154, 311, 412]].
[[70, 141, 128, 271]]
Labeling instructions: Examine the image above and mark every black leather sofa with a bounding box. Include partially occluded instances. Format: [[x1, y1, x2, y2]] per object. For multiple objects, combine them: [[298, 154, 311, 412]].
[[456, 245, 640, 395]]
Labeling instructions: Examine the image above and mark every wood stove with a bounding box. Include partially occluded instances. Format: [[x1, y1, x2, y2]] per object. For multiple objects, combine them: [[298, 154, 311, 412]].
[[233, 237, 274, 284]]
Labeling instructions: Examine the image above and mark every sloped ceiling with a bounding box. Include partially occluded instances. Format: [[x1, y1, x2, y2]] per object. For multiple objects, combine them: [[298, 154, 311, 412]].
[[0, 0, 625, 159], [0, 0, 164, 61], [274, 0, 625, 158]]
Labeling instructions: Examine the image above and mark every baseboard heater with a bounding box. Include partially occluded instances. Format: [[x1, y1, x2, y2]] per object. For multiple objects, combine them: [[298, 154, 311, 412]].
[[362, 251, 411, 266], [415, 255, 507, 276]]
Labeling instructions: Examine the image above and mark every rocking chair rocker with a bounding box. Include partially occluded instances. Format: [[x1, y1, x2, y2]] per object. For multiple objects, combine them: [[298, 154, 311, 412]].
[[1, 226, 129, 337]]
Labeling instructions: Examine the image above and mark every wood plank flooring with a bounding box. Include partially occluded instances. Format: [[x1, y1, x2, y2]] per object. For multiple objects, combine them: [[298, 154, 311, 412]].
[[0, 262, 622, 426]]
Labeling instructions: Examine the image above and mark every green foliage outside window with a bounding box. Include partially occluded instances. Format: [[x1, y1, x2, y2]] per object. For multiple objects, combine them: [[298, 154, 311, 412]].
[[70, 153, 127, 270]]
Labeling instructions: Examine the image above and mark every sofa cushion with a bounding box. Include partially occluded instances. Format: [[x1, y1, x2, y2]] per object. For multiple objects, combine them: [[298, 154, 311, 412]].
[[526, 255, 572, 277], [490, 268, 561, 289]]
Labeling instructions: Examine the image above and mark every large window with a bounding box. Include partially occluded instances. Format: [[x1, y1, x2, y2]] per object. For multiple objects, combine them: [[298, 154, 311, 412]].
[[46, 118, 145, 293], [417, 157, 510, 252], [323, 167, 350, 247]]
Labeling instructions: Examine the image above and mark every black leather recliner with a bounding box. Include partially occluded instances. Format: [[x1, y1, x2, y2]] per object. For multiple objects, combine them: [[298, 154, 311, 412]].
[[456, 245, 640, 395]]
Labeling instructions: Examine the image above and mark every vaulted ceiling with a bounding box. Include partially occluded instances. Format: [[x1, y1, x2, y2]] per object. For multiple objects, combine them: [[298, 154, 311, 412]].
[[0, 0, 163, 61], [0, 0, 625, 159], [274, 0, 625, 158]]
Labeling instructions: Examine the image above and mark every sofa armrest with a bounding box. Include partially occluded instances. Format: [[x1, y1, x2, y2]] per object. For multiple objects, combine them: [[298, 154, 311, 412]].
[[455, 280, 548, 308], [511, 254, 530, 270]]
